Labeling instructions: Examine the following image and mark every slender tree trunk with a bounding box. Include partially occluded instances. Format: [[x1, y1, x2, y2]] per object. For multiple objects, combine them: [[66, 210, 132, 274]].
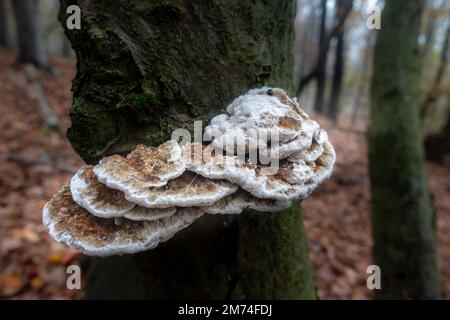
[[421, 19, 450, 118], [12, 0, 50, 70], [369, 0, 441, 299], [296, 0, 351, 107], [328, 0, 352, 121], [351, 31, 374, 126], [425, 107, 450, 162], [444, 115, 450, 153], [422, 19, 450, 161], [59, 0, 316, 299], [0, 0, 12, 48], [294, 2, 318, 92], [328, 31, 343, 121], [313, 0, 328, 113], [420, 0, 446, 61]]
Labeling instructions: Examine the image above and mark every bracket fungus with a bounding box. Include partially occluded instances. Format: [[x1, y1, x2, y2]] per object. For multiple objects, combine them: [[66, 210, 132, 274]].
[[203, 189, 292, 215], [43, 87, 336, 256], [43, 186, 203, 256], [71, 166, 176, 221]]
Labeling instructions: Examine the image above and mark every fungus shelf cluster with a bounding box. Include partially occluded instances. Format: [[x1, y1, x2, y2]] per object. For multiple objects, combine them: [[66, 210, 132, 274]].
[[43, 88, 336, 256]]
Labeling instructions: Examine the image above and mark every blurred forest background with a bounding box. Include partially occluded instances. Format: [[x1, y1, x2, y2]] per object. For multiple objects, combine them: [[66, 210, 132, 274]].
[[0, 0, 449, 299]]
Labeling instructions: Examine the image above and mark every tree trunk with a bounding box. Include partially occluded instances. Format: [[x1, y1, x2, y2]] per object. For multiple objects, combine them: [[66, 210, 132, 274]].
[[328, 0, 352, 121], [328, 31, 343, 121], [421, 18, 450, 119], [313, 0, 328, 114], [12, 0, 50, 70], [425, 108, 450, 162], [444, 116, 450, 154], [59, 0, 316, 299], [420, 0, 446, 61], [351, 31, 374, 126], [369, 0, 441, 299], [296, 0, 351, 112], [0, 0, 12, 48]]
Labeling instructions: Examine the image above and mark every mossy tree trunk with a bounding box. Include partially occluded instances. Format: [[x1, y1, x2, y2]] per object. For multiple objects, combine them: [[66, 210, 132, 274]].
[[59, 0, 316, 299], [369, 0, 441, 299]]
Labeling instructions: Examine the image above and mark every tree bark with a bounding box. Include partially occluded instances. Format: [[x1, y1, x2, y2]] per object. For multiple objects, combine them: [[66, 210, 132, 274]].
[[421, 18, 450, 119], [328, 31, 343, 120], [351, 31, 375, 126], [328, 0, 352, 121], [313, 0, 328, 114], [0, 0, 12, 48], [59, 0, 316, 299], [425, 108, 450, 162], [420, 0, 446, 61], [12, 0, 51, 70], [369, 0, 441, 299]]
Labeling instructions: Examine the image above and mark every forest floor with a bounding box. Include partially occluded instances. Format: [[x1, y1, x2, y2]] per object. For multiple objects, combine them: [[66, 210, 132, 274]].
[[0, 50, 449, 299]]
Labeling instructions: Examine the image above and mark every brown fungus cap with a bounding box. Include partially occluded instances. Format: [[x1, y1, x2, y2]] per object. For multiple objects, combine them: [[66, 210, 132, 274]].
[[182, 140, 335, 201], [71, 165, 135, 217], [43, 185, 203, 256], [124, 171, 238, 208], [93, 140, 185, 195], [71, 165, 176, 221]]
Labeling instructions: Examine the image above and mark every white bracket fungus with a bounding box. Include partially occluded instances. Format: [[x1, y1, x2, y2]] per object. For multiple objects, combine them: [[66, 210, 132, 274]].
[[203, 189, 292, 215], [43, 186, 203, 256], [43, 87, 336, 256], [71, 166, 177, 221]]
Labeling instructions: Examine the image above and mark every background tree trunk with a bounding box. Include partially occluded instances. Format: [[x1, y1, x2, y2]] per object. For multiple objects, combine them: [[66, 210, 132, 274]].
[[12, 0, 50, 70], [421, 18, 450, 118], [369, 0, 441, 299], [425, 108, 450, 162], [328, 0, 352, 121], [351, 31, 375, 126], [0, 0, 12, 49], [420, 0, 446, 61], [328, 30, 343, 121], [59, 0, 316, 299], [313, 0, 328, 113]]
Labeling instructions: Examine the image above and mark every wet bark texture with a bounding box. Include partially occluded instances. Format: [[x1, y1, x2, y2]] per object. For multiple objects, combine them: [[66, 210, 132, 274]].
[[369, 0, 441, 299], [60, 0, 316, 299]]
